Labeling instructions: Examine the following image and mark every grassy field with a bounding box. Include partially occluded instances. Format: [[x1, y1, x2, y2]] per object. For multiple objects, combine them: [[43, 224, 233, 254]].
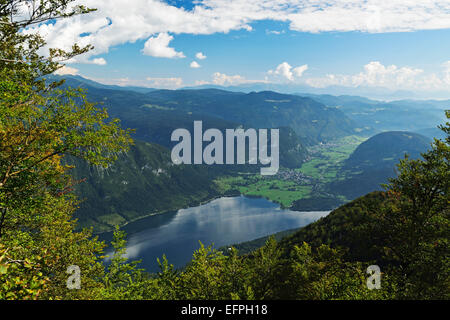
[[215, 176, 312, 207], [215, 135, 367, 208], [298, 135, 367, 182]]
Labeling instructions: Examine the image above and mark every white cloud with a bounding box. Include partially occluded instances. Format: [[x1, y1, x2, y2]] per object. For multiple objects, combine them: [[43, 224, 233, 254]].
[[24, 0, 450, 64], [146, 77, 183, 88], [86, 60, 450, 92], [266, 30, 285, 35], [190, 61, 201, 68], [196, 52, 207, 60], [194, 80, 210, 86], [212, 72, 248, 86], [293, 64, 308, 77], [142, 33, 185, 58], [442, 61, 450, 85], [197, 72, 265, 86], [89, 58, 107, 65], [304, 61, 444, 90], [268, 62, 308, 81], [54, 65, 79, 76]]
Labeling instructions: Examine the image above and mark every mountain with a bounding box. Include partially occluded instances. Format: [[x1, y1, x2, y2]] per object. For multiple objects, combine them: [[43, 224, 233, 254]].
[[232, 191, 386, 257], [52, 75, 362, 146], [298, 93, 447, 134], [280, 191, 388, 262], [184, 81, 450, 100], [54, 75, 374, 170], [50, 75, 156, 94], [327, 131, 431, 199], [344, 131, 431, 170], [54, 76, 418, 231], [67, 140, 230, 233], [415, 127, 447, 140], [142, 89, 361, 145]]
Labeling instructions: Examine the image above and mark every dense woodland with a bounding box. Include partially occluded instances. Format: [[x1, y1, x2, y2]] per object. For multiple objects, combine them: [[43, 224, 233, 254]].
[[0, 1, 448, 300]]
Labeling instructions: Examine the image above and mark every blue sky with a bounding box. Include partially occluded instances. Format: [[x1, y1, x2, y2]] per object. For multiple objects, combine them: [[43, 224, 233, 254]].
[[77, 25, 450, 82], [30, 0, 450, 97]]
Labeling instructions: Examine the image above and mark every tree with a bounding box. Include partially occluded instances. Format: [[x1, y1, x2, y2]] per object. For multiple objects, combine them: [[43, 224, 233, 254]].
[[177, 242, 227, 299], [0, 0, 132, 299], [282, 242, 389, 300], [0, 0, 133, 238], [101, 226, 159, 300], [380, 110, 450, 299], [245, 236, 282, 299]]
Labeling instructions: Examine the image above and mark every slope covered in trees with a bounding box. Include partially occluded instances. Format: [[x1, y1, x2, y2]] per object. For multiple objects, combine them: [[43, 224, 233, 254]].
[[327, 131, 432, 199], [68, 140, 226, 232], [344, 131, 431, 170]]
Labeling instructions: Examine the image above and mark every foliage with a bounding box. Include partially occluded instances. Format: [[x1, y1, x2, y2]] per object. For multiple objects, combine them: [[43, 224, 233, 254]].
[[0, 0, 131, 299], [0, 243, 48, 300], [328, 131, 432, 199], [377, 110, 450, 299]]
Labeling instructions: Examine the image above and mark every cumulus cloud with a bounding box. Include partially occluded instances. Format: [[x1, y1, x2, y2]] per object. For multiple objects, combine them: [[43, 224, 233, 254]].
[[196, 72, 265, 86], [190, 61, 201, 68], [442, 61, 450, 85], [142, 33, 185, 58], [268, 62, 308, 81], [89, 58, 107, 65], [212, 72, 249, 86], [293, 64, 308, 77], [54, 65, 79, 76], [304, 61, 436, 90], [146, 77, 183, 88], [24, 0, 450, 64], [196, 52, 207, 60]]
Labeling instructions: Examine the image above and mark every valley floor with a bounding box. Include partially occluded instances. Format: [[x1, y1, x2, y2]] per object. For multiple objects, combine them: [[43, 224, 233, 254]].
[[214, 135, 367, 209]]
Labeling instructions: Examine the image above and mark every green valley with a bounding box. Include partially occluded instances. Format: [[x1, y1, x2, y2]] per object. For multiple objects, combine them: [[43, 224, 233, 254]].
[[215, 135, 366, 209]]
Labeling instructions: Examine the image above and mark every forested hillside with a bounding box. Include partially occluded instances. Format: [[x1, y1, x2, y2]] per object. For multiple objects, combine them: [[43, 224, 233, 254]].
[[57, 75, 360, 147], [327, 131, 432, 199], [67, 140, 226, 232], [344, 131, 431, 170]]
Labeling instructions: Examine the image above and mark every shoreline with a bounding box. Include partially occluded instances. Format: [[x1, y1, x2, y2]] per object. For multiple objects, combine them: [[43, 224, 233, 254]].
[[93, 193, 228, 235], [93, 191, 333, 236]]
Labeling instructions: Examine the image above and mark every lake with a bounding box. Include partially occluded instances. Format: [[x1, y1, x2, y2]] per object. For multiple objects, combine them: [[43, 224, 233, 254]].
[[100, 196, 330, 272]]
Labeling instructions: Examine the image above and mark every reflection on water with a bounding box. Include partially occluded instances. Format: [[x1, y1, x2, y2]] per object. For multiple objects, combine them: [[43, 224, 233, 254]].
[[101, 196, 329, 273]]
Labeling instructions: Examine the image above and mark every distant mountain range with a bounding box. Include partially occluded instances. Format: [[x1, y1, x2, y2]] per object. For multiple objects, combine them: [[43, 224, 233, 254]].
[[53, 75, 156, 94], [54, 75, 364, 148], [55, 75, 448, 136], [183, 82, 450, 101], [300, 93, 448, 134], [55, 74, 450, 102]]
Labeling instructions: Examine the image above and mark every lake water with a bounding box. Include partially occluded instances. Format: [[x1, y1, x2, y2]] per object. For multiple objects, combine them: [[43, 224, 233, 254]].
[[100, 196, 330, 273]]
